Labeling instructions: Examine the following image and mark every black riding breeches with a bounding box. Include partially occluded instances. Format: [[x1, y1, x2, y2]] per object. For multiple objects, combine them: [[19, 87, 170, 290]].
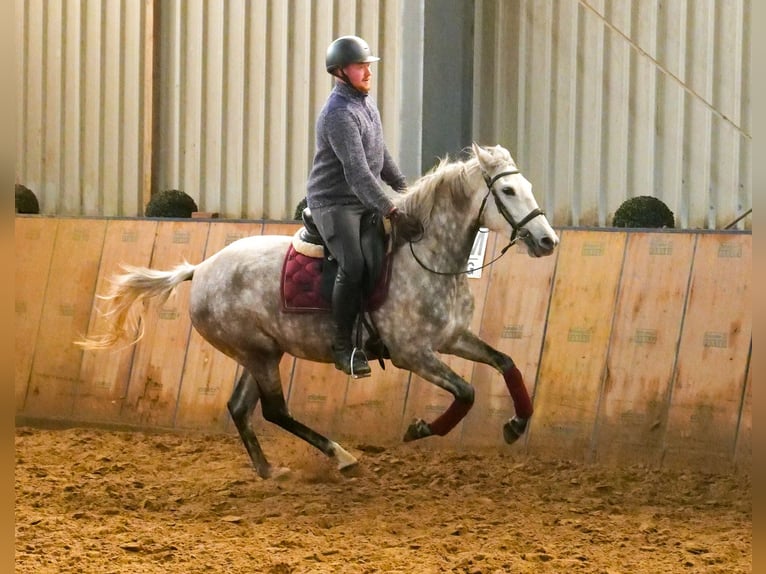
[[311, 203, 373, 285]]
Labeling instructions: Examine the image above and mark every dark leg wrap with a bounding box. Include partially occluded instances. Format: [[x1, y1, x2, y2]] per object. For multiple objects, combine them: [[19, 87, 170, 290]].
[[428, 400, 472, 437], [504, 365, 533, 419]]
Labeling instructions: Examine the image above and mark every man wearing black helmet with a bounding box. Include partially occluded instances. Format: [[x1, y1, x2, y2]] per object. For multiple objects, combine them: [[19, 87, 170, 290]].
[[306, 35, 421, 378]]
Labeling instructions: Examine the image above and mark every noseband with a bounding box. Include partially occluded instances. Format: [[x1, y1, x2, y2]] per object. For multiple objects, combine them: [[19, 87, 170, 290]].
[[409, 166, 546, 276], [479, 169, 545, 244]]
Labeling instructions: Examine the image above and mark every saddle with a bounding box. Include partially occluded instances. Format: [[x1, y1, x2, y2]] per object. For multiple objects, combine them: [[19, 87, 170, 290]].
[[280, 208, 394, 363], [280, 208, 393, 314]]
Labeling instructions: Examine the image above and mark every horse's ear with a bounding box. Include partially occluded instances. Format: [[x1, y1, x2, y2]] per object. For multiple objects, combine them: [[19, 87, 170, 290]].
[[472, 142, 490, 167]]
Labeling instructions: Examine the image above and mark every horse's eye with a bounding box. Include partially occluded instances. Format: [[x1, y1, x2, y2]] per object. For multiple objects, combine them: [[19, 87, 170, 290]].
[[502, 186, 516, 196]]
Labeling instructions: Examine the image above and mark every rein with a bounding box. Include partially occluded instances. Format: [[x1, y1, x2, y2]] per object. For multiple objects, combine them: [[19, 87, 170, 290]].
[[409, 168, 545, 276]]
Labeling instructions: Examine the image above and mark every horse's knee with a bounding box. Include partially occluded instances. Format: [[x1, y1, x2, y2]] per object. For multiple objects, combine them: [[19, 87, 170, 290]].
[[454, 382, 475, 405]]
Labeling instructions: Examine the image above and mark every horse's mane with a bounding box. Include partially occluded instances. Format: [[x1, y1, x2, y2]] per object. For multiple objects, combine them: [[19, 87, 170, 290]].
[[397, 145, 515, 226]]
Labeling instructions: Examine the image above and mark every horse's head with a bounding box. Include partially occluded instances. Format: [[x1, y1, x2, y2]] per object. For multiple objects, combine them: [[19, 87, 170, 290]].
[[472, 143, 559, 258]]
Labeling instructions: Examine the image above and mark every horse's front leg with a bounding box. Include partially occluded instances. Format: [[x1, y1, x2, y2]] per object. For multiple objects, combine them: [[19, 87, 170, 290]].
[[398, 351, 476, 442], [441, 331, 533, 445]]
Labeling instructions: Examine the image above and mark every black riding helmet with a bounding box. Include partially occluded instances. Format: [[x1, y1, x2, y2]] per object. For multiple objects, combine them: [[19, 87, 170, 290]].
[[325, 35, 380, 76]]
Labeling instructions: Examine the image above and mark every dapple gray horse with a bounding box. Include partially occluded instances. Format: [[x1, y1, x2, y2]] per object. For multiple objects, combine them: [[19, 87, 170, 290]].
[[78, 143, 559, 479]]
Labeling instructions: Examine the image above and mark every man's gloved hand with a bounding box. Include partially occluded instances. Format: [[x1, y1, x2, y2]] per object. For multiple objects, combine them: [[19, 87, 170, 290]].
[[387, 207, 423, 243]]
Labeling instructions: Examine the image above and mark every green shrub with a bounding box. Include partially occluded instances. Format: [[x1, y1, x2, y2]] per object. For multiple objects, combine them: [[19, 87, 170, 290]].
[[145, 189, 198, 218], [15, 184, 40, 214], [612, 196, 675, 228], [293, 197, 308, 220]]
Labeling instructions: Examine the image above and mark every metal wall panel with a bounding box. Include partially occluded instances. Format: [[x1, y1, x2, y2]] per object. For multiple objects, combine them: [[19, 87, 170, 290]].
[[474, 0, 751, 229], [16, 0, 149, 217], [154, 0, 401, 220], [16, 0, 750, 228]]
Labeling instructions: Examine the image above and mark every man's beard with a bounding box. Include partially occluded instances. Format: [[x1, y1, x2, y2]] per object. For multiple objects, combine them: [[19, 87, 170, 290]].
[[353, 81, 371, 93]]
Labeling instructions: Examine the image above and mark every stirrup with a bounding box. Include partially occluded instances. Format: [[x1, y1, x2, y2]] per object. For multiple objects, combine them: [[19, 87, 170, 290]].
[[349, 348, 371, 379]]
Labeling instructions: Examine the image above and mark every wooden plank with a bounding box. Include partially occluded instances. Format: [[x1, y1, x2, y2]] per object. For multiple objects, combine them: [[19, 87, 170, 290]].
[[734, 363, 751, 473], [526, 230, 626, 460], [287, 359, 349, 437], [592, 232, 695, 465], [663, 234, 751, 470], [75, 220, 158, 422], [334, 365, 411, 445], [120, 221, 209, 427], [400, 251, 494, 449], [174, 222, 263, 431], [15, 217, 58, 412], [460, 237, 558, 449], [24, 219, 107, 418]]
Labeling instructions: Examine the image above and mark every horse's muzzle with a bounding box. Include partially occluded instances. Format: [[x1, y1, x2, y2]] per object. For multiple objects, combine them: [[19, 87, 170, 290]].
[[522, 231, 558, 257]]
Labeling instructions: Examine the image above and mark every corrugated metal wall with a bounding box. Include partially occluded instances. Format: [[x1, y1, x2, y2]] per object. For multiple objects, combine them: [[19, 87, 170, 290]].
[[155, 0, 404, 220], [16, 0, 751, 228], [473, 0, 751, 229], [16, 0, 152, 217]]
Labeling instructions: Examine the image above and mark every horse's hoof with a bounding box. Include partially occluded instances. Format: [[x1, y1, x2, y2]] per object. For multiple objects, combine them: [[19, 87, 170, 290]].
[[339, 460, 361, 477], [258, 465, 291, 480], [331, 441, 359, 472], [403, 419, 432, 442], [271, 466, 292, 481], [503, 417, 528, 445]]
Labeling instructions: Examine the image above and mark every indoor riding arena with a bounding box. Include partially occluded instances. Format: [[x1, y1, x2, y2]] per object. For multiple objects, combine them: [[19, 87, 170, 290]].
[[15, 218, 751, 574]]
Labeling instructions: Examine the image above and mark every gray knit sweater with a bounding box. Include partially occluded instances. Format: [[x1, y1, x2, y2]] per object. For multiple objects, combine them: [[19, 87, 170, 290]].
[[306, 82, 407, 215]]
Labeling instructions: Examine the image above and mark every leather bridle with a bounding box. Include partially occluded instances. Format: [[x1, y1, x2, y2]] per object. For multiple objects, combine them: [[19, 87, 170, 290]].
[[409, 167, 546, 276], [478, 169, 545, 244]]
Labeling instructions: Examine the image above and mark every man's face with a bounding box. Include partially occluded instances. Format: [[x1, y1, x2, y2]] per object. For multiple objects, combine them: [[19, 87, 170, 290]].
[[342, 62, 372, 93]]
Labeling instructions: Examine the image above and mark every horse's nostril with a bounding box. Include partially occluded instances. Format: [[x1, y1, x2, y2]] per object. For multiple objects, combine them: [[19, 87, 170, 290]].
[[540, 236, 555, 250]]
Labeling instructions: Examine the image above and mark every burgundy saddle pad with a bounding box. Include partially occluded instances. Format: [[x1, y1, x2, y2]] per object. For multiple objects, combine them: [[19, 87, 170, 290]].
[[280, 234, 393, 313]]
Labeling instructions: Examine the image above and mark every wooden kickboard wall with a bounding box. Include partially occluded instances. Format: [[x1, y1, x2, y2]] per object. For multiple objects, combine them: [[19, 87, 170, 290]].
[[77, 219, 158, 422], [14, 217, 752, 471], [23, 219, 107, 419], [662, 234, 752, 471], [15, 218, 58, 411], [526, 230, 627, 459], [592, 233, 696, 466]]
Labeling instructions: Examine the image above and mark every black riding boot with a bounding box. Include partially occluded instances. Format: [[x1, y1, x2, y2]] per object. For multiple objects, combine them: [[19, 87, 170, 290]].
[[331, 273, 371, 378]]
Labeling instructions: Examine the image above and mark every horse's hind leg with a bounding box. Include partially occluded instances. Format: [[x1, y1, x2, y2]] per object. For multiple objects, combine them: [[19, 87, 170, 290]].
[[249, 358, 359, 473], [442, 331, 533, 444], [227, 369, 282, 479]]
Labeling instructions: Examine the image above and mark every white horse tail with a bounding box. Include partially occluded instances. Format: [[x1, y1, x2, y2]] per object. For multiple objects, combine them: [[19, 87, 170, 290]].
[[76, 262, 196, 351]]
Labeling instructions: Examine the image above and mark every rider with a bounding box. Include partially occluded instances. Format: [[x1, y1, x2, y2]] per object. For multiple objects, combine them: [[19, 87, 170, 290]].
[[306, 35, 420, 378]]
